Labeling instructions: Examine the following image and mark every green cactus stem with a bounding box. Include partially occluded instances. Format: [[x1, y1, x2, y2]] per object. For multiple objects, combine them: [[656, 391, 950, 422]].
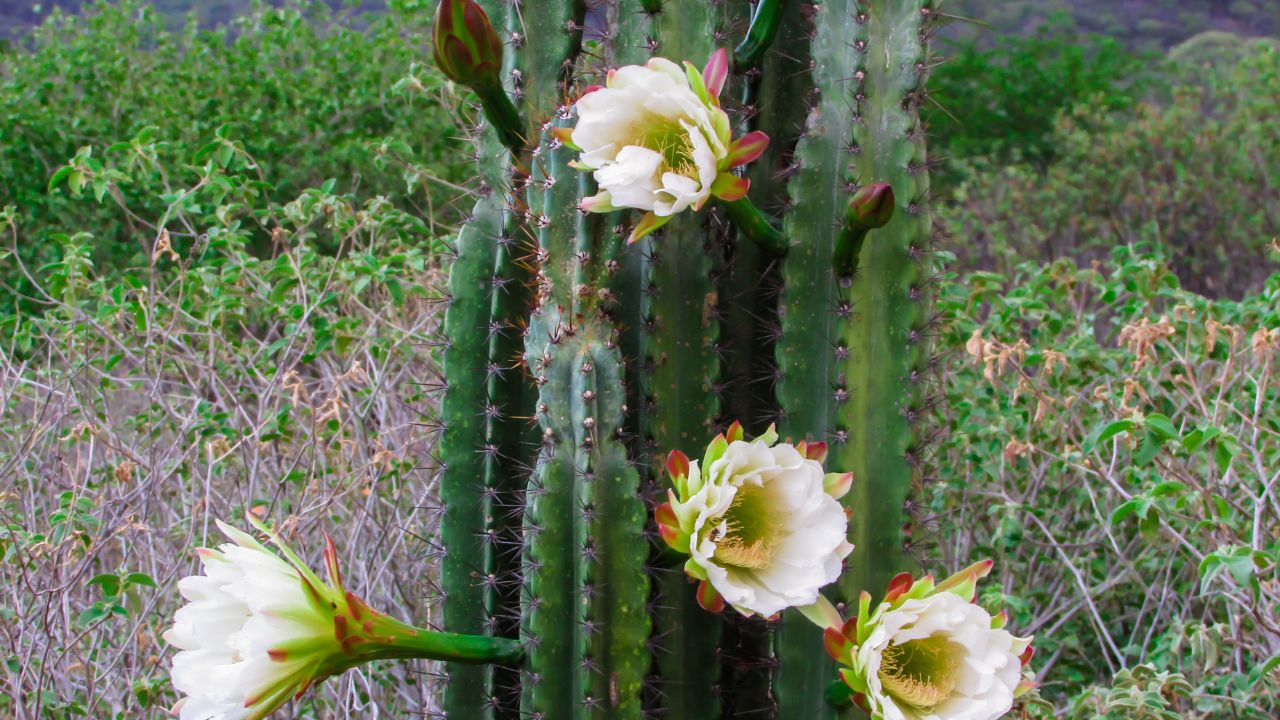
[[839, 0, 935, 616], [772, 0, 868, 716], [720, 196, 788, 255], [520, 318, 580, 718], [517, 4, 649, 712], [640, 3, 731, 717], [439, 191, 506, 718], [734, 0, 787, 70]]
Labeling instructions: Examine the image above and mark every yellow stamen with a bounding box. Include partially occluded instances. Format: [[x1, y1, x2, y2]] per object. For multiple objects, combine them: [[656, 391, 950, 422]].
[[644, 126, 697, 177], [711, 489, 781, 570], [879, 636, 961, 709]]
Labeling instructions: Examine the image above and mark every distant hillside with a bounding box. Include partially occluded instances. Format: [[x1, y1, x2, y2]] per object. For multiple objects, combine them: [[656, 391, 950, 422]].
[[4, 0, 1278, 47], [1, 0, 383, 37], [948, 0, 1279, 49]]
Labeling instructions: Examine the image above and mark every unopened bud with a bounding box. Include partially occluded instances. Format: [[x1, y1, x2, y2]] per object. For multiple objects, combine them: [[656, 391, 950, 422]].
[[845, 183, 895, 230], [433, 0, 505, 91], [833, 183, 895, 278]]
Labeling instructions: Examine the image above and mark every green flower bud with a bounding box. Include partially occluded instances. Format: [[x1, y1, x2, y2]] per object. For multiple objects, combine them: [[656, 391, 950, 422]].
[[845, 182, 895, 231], [433, 0, 504, 91], [834, 183, 896, 277]]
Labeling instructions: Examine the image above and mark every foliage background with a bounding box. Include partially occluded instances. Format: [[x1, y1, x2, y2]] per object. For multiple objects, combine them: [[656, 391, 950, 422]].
[[1, 0, 1277, 718]]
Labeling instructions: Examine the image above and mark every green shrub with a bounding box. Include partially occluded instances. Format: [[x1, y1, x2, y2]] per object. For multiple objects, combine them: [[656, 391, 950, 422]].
[[942, 45, 1280, 298], [928, 16, 1154, 177], [935, 245, 1280, 716], [0, 0, 461, 298]]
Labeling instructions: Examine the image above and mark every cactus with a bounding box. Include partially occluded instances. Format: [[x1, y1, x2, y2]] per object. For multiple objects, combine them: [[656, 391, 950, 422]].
[[433, 1, 942, 718]]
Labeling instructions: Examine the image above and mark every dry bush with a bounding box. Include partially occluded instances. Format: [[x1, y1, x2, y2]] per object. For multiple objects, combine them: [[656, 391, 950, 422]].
[[0, 144, 449, 717], [938, 248, 1280, 717]]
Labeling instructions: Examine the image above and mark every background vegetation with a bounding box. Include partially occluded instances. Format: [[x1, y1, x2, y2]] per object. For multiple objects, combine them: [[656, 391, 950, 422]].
[[1, 0, 1277, 717]]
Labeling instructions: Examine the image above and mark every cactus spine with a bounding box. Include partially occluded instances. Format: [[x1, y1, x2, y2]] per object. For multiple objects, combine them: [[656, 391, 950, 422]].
[[433, 1, 939, 718]]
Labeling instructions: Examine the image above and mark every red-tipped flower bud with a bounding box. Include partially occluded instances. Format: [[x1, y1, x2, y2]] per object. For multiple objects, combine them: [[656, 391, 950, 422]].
[[846, 182, 895, 230], [433, 0, 505, 91]]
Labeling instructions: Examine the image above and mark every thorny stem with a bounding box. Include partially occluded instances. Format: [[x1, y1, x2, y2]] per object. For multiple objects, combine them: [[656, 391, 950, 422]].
[[352, 610, 524, 666], [720, 196, 788, 255], [833, 226, 872, 279], [475, 83, 526, 156], [734, 0, 787, 71]]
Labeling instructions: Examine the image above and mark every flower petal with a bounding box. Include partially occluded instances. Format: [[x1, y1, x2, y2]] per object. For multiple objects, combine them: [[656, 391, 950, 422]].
[[724, 131, 770, 169], [551, 126, 580, 151], [627, 211, 672, 244], [579, 191, 618, 214], [797, 594, 843, 630], [824, 471, 852, 500], [667, 450, 691, 484], [594, 145, 664, 211], [696, 579, 726, 614], [702, 48, 729, 101], [710, 172, 750, 202]]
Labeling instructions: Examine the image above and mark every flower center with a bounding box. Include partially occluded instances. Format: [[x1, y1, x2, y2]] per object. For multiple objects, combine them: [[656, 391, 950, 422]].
[[712, 483, 781, 570], [879, 634, 962, 709], [643, 125, 697, 177]]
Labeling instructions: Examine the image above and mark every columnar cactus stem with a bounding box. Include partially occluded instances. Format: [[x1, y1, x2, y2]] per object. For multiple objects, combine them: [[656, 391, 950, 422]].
[[839, 0, 936, 617], [434, 1, 944, 718], [772, 0, 868, 717], [773, 2, 935, 718], [440, 0, 579, 716], [440, 189, 508, 717], [721, 3, 816, 713]]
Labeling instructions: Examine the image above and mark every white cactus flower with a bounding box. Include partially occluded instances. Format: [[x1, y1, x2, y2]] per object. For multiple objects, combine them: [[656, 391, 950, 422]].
[[563, 48, 770, 243], [164, 520, 343, 719], [656, 422, 854, 618], [165, 518, 519, 720], [825, 563, 1036, 720]]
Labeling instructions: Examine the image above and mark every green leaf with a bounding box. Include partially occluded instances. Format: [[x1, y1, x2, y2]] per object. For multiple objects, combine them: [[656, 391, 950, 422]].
[[1149, 481, 1186, 498], [77, 605, 109, 625], [1086, 419, 1134, 451], [1144, 413, 1178, 440], [1214, 435, 1239, 474], [1181, 425, 1221, 453], [1134, 426, 1165, 466], [193, 140, 221, 164], [87, 573, 121, 597], [1251, 654, 1280, 686], [1110, 498, 1144, 526], [124, 572, 156, 588], [48, 166, 73, 193]]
